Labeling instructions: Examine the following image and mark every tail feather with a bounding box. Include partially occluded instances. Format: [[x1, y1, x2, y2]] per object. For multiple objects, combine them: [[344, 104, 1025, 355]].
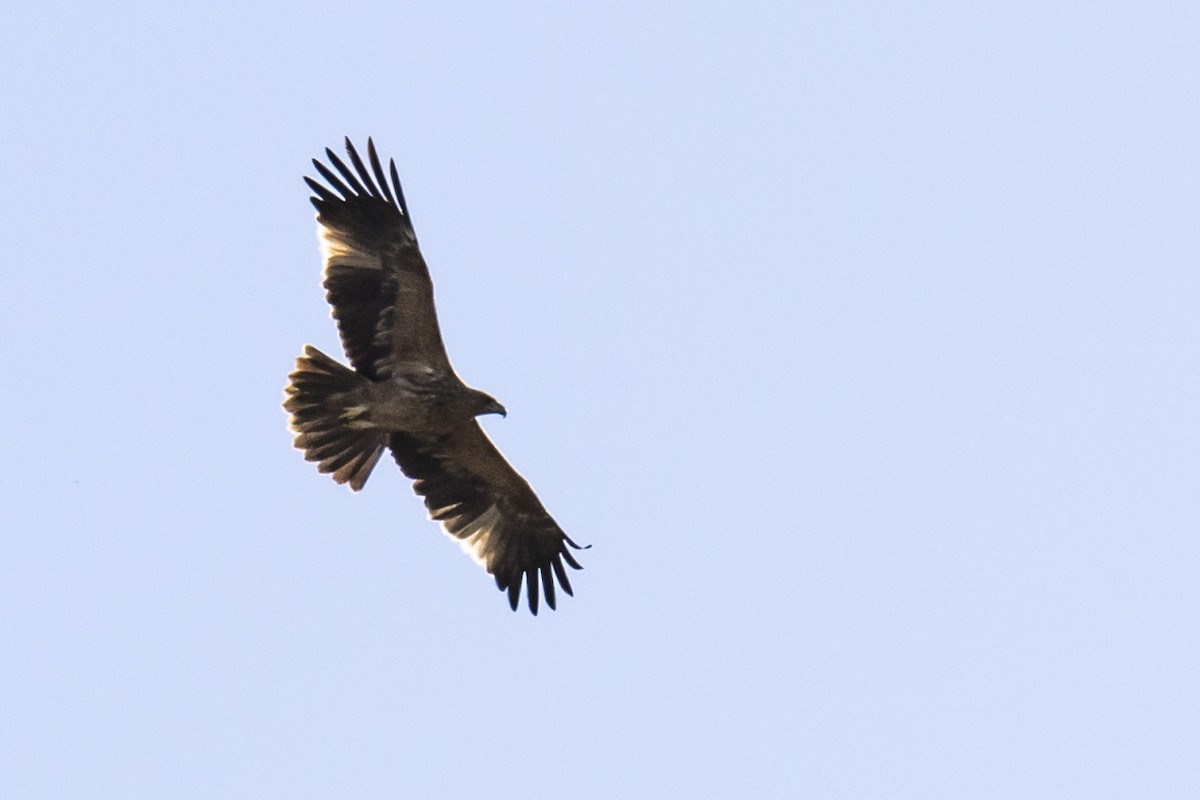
[[284, 345, 385, 491]]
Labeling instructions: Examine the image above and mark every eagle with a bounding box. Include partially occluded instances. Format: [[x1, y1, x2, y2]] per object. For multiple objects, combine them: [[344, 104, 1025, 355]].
[[283, 138, 585, 615]]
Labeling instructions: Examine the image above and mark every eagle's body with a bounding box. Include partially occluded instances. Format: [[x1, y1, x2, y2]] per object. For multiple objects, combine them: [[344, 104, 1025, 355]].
[[341, 364, 502, 435], [284, 138, 584, 614]]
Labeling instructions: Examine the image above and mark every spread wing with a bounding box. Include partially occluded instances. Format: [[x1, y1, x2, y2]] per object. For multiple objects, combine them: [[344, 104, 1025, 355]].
[[390, 424, 587, 615], [306, 137, 452, 381]]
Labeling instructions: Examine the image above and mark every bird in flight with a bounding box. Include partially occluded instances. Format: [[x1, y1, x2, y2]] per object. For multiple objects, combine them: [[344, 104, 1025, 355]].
[[283, 138, 585, 614]]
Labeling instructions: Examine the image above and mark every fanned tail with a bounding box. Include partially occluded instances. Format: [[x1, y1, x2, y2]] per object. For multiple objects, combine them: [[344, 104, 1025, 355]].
[[283, 345, 385, 491]]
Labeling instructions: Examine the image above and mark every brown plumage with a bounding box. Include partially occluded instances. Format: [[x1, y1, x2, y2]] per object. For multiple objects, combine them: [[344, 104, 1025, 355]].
[[283, 137, 585, 614]]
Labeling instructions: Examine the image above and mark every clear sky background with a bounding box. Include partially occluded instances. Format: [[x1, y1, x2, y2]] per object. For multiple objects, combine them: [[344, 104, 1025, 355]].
[[3, 2, 1198, 797]]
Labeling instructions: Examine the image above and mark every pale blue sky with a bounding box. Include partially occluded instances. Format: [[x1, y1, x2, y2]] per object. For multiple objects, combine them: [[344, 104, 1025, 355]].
[[3, 2, 1199, 797]]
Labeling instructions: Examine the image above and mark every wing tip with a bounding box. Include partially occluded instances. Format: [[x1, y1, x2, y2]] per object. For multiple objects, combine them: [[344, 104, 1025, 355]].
[[495, 562, 567, 615], [305, 137, 412, 224]]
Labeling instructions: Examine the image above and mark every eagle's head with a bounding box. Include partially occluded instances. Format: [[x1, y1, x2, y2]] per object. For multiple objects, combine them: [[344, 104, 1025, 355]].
[[470, 389, 507, 418]]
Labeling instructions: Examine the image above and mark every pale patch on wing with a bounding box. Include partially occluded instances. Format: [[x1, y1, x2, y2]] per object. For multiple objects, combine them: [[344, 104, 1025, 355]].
[[445, 503, 503, 569], [428, 501, 465, 520], [391, 360, 438, 378], [317, 224, 383, 272]]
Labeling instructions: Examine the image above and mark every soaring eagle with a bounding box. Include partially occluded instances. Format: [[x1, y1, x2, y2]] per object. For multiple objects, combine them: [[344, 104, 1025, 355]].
[[283, 138, 585, 614]]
